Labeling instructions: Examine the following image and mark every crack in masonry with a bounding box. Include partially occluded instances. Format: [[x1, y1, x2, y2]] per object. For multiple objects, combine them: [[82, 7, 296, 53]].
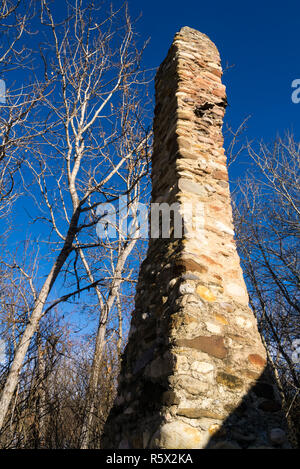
[[194, 98, 228, 117]]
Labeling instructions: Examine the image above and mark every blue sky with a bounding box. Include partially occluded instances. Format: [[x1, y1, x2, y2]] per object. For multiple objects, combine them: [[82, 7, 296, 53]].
[[127, 0, 300, 146]]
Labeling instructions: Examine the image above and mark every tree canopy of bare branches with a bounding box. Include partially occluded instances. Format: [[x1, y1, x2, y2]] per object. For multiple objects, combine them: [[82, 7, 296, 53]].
[[233, 134, 300, 445]]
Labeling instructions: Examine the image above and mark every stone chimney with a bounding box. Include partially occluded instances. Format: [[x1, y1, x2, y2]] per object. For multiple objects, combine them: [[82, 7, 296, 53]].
[[101, 26, 290, 449]]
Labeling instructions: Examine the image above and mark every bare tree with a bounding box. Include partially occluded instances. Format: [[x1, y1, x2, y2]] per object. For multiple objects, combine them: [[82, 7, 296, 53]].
[[0, 0, 151, 433], [0, 0, 46, 216], [0, 0, 27, 66], [78, 152, 150, 448], [233, 134, 300, 445]]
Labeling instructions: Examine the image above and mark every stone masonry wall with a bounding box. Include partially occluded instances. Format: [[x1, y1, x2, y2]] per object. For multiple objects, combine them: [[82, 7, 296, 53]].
[[101, 27, 290, 449]]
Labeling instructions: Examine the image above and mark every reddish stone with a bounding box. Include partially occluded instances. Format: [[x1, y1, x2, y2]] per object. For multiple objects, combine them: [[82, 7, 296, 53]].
[[194, 77, 212, 88], [209, 204, 223, 212], [204, 71, 221, 82], [208, 67, 222, 78], [213, 274, 223, 282], [212, 87, 226, 98], [194, 59, 206, 68], [177, 335, 227, 359], [248, 354, 266, 368]]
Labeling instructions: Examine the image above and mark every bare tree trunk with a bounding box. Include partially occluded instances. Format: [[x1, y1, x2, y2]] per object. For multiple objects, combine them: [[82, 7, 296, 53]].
[[36, 330, 46, 448]]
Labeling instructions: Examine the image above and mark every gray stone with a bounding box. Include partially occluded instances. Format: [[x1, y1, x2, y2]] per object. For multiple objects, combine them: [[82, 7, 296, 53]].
[[181, 273, 201, 281], [178, 178, 206, 196], [178, 375, 210, 395]]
